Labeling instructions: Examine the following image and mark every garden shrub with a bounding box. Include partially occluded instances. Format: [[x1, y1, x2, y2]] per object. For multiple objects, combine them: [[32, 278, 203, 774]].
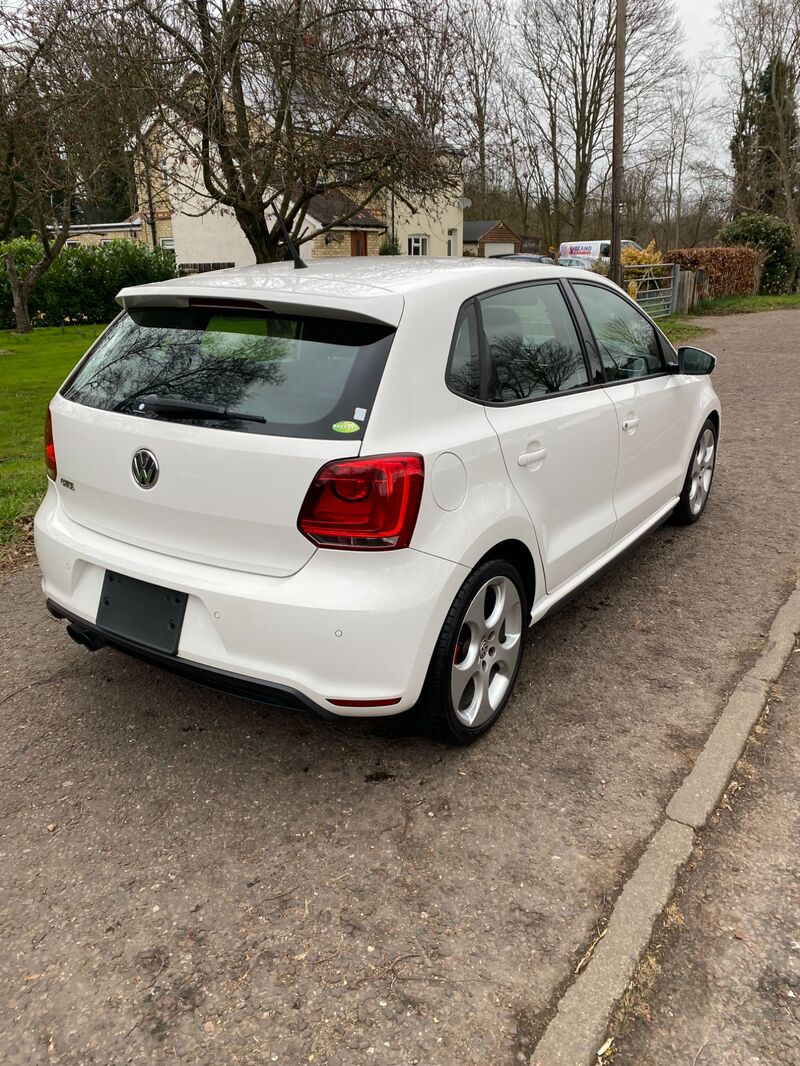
[[716, 212, 797, 294], [662, 246, 761, 299], [621, 239, 663, 265], [0, 238, 176, 329]]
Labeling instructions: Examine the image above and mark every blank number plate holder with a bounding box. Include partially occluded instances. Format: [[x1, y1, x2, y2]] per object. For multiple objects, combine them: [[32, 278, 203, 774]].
[[96, 571, 188, 655]]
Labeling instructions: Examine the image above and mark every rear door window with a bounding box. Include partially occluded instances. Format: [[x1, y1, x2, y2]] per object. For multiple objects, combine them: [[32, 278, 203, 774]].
[[478, 282, 590, 403], [61, 306, 395, 439]]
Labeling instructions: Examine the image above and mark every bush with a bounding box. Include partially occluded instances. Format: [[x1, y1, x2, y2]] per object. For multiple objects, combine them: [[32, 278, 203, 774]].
[[621, 239, 663, 265], [0, 238, 177, 329], [662, 246, 761, 299], [716, 213, 797, 295], [378, 236, 401, 255]]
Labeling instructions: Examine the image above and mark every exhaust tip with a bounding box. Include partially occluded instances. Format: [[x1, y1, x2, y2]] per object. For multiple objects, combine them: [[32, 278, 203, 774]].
[[66, 623, 106, 652]]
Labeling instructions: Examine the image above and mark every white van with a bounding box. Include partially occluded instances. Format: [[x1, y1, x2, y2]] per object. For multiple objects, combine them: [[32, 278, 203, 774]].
[[559, 239, 641, 262]]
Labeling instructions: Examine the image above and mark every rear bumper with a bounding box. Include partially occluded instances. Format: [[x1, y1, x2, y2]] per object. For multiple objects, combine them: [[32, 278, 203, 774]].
[[35, 485, 468, 716], [46, 598, 334, 717]]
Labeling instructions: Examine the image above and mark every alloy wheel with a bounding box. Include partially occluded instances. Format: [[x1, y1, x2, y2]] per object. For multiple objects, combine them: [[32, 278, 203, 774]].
[[450, 576, 523, 728], [688, 427, 716, 515]]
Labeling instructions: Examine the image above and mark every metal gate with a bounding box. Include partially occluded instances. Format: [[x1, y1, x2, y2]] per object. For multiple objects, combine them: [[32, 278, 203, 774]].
[[622, 262, 679, 318]]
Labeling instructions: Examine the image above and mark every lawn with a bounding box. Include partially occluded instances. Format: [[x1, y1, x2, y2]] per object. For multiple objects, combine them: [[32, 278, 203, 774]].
[[0, 324, 105, 548], [692, 293, 800, 316], [657, 315, 710, 345]]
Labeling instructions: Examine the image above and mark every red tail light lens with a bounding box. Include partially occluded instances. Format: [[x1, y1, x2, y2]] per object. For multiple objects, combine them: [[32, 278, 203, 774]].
[[44, 408, 57, 480], [298, 454, 424, 550]]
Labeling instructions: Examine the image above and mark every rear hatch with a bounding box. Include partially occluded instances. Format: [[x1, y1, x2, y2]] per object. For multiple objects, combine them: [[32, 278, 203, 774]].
[[53, 302, 397, 576]]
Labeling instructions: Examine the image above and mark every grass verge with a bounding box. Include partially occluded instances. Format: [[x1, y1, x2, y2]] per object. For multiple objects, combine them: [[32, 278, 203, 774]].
[[0, 324, 104, 557], [657, 316, 710, 345], [692, 293, 800, 316]]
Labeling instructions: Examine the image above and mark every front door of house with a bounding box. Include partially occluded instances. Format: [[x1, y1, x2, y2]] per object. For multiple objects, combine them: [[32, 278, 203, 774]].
[[350, 231, 368, 256]]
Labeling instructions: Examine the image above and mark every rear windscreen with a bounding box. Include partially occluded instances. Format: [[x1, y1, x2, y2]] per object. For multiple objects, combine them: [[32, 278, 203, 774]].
[[61, 306, 396, 439]]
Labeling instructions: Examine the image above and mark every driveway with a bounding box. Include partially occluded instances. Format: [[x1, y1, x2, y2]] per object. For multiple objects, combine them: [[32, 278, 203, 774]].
[[2, 310, 799, 1065]]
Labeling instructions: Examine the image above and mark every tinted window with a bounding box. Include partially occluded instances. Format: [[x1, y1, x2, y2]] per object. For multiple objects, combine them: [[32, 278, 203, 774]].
[[447, 303, 480, 399], [62, 307, 395, 439], [479, 282, 589, 403], [574, 284, 663, 381]]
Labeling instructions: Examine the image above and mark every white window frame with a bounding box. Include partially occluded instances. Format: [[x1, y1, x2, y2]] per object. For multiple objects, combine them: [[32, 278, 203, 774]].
[[160, 237, 175, 250], [407, 234, 428, 256]]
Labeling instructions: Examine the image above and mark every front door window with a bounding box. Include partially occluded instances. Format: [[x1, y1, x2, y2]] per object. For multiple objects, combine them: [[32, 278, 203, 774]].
[[572, 284, 664, 380]]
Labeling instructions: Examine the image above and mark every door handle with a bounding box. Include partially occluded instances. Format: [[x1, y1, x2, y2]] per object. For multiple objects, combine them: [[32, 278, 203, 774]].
[[518, 447, 548, 466], [621, 416, 640, 432]]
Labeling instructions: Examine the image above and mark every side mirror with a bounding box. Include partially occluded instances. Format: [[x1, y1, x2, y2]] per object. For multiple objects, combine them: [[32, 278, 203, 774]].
[[677, 346, 716, 375]]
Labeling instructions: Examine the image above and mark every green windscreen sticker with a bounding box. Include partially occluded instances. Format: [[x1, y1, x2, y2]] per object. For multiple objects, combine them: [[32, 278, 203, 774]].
[[332, 420, 360, 434]]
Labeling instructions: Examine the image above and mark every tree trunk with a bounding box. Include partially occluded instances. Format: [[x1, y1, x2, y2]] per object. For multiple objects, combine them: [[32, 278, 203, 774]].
[[5, 253, 32, 334], [5, 208, 71, 332], [234, 203, 287, 263]]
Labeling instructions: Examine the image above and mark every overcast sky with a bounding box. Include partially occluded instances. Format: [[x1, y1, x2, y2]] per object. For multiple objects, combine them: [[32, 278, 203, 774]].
[[674, 0, 722, 58]]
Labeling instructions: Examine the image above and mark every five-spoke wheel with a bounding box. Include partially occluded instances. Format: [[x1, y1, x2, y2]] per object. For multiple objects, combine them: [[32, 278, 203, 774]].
[[419, 560, 527, 744], [674, 418, 717, 524], [450, 575, 523, 729]]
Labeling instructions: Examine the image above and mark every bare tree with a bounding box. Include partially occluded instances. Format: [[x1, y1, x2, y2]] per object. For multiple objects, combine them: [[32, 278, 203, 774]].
[[0, 1, 138, 331], [657, 72, 706, 248], [512, 0, 683, 246], [103, 0, 460, 263], [453, 0, 506, 215], [496, 77, 545, 238]]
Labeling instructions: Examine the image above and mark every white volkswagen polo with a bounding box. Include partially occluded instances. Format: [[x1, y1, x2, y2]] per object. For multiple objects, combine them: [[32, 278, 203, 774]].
[[35, 259, 720, 743]]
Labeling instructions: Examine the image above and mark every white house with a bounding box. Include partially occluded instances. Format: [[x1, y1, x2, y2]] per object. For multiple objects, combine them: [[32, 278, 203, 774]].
[[134, 125, 464, 273]]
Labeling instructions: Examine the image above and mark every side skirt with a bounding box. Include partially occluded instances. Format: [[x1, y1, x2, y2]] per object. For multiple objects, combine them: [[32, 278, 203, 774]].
[[530, 497, 679, 625]]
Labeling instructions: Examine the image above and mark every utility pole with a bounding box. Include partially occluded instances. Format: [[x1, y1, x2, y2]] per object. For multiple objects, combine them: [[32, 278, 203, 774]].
[[610, 0, 626, 288]]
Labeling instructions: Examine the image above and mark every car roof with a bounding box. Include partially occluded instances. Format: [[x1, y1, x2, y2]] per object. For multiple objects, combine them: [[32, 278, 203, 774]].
[[116, 257, 611, 326]]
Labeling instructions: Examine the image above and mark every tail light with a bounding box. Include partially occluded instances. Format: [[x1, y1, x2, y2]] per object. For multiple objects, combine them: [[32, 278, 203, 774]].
[[298, 454, 424, 550], [44, 408, 57, 480]]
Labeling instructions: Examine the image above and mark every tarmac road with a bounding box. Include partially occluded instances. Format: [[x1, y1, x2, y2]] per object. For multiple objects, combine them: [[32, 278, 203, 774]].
[[1, 309, 799, 1065]]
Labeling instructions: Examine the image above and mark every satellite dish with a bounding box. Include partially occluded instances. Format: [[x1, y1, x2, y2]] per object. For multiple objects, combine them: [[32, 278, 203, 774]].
[[459, 197, 472, 210]]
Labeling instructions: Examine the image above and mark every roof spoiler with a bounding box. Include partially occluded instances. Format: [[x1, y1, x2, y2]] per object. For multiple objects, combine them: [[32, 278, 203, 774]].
[[116, 291, 403, 327]]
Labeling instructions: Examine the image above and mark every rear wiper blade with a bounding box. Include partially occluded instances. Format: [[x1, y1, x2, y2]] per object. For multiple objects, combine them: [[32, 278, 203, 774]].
[[125, 394, 267, 424]]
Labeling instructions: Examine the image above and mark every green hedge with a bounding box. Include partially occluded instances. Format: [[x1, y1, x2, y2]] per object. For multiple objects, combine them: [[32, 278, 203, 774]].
[[716, 213, 798, 295], [0, 238, 176, 329]]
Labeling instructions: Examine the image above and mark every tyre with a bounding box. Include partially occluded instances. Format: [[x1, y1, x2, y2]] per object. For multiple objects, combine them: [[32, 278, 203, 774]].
[[673, 418, 717, 525], [418, 559, 527, 744]]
